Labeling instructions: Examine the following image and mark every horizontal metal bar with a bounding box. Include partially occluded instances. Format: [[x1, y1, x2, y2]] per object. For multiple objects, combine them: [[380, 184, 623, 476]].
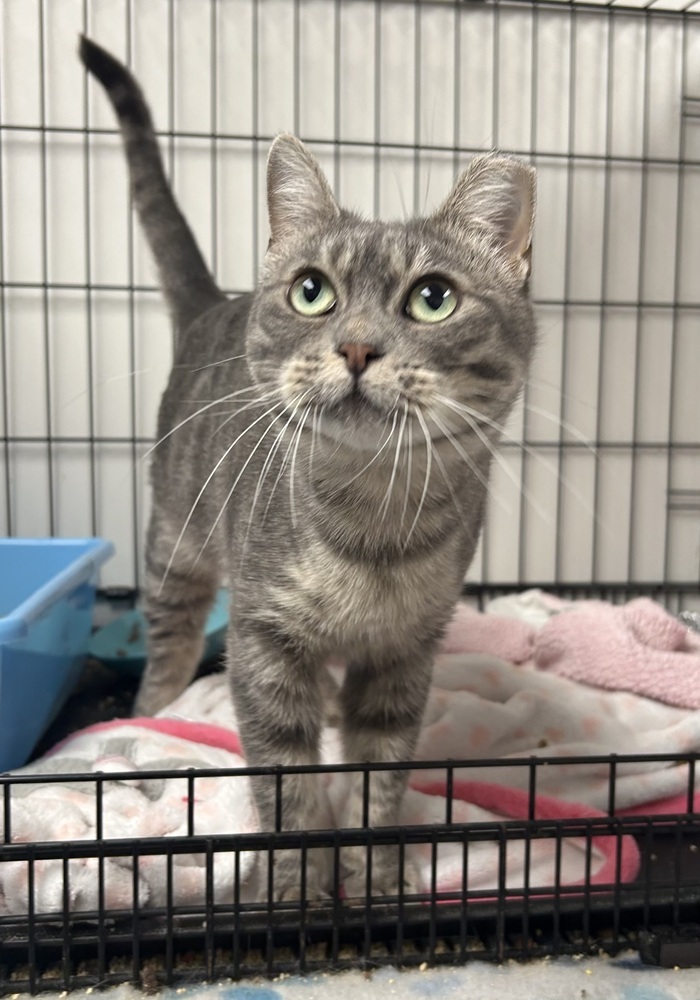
[[2, 280, 699, 313], [1, 813, 695, 863], [2, 435, 698, 453], [1, 751, 697, 786], [459, 0, 700, 17], [2, 123, 700, 171], [0, 878, 681, 938]]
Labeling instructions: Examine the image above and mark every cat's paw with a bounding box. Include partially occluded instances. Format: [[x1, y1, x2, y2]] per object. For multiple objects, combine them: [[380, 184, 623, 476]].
[[341, 845, 422, 901], [269, 849, 333, 903]]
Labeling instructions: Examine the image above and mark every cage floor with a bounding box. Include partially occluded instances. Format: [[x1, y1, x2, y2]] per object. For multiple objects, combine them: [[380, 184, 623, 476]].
[[6, 952, 700, 1000]]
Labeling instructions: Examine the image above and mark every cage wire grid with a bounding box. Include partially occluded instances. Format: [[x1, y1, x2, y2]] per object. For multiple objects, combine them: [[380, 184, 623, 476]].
[[1, 754, 700, 991], [1, 0, 700, 991], [0, 0, 699, 593]]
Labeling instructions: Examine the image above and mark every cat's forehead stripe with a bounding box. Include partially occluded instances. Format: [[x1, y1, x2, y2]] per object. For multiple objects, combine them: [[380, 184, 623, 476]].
[[322, 225, 440, 285]]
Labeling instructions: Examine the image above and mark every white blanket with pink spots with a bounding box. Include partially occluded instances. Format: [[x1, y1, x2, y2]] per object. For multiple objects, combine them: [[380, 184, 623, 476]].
[[1, 591, 698, 914]]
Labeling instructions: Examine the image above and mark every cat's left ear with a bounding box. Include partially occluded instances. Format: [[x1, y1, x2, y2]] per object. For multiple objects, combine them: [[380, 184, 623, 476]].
[[436, 154, 536, 284], [267, 134, 339, 245]]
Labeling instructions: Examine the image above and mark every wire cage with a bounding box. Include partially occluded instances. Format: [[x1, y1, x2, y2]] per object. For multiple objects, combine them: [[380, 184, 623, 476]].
[[1, 0, 700, 991], [1, 753, 700, 992]]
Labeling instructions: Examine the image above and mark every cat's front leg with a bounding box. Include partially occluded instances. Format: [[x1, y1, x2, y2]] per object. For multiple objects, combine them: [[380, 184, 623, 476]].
[[339, 647, 435, 899], [228, 620, 330, 901]]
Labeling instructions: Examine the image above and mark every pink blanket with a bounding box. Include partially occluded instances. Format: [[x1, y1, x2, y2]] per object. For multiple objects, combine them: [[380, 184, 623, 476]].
[[1, 591, 698, 915], [445, 594, 700, 709]]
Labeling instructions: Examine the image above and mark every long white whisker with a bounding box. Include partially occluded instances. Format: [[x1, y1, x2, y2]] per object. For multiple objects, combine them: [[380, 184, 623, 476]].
[[142, 392, 242, 463], [158, 399, 286, 593], [438, 395, 597, 523], [427, 408, 492, 492], [289, 403, 313, 529], [210, 392, 279, 438], [425, 434, 466, 529], [404, 406, 432, 549], [436, 394, 512, 441], [268, 410, 306, 514], [239, 397, 307, 561], [527, 375, 597, 411], [338, 409, 399, 492], [258, 407, 301, 508], [277, 402, 308, 495], [440, 404, 545, 520], [401, 417, 414, 529], [142, 382, 277, 463], [191, 399, 302, 573], [308, 405, 321, 480], [179, 382, 277, 405], [193, 353, 247, 372], [523, 402, 597, 455], [379, 405, 407, 522], [62, 369, 150, 411], [430, 405, 522, 518], [263, 391, 315, 521]]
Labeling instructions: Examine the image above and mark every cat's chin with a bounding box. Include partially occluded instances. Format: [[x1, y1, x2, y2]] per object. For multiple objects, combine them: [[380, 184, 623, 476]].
[[314, 393, 392, 451], [318, 415, 390, 452]]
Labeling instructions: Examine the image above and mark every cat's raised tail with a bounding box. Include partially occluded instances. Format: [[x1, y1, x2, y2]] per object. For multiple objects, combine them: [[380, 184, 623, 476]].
[[79, 36, 225, 338]]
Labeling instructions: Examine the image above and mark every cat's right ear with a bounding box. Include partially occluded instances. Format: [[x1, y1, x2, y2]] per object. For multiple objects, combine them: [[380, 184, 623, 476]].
[[436, 154, 536, 284], [267, 134, 339, 245]]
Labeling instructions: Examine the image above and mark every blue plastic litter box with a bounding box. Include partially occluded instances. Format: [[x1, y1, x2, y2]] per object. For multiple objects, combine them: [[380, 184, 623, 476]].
[[0, 538, 114, 772]]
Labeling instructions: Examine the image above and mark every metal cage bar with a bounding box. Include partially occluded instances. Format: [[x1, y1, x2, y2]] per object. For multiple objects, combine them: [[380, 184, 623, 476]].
[[2, 0, 697, 589], [1, 0, 700, 990], [0, 753, 699, 990]]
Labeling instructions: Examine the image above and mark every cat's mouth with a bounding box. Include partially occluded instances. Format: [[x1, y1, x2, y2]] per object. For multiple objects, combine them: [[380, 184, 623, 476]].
[[310, 386, 396, 450], [323, 385, 388, 422]]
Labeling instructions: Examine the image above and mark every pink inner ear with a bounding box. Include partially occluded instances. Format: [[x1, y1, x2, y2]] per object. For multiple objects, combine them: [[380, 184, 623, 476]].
[[506, 193, 535, 260], [436, 155, 536, 276]]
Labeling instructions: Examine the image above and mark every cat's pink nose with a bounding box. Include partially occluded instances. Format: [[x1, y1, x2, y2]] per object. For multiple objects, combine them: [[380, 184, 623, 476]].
[[338, 342, 381, 375]]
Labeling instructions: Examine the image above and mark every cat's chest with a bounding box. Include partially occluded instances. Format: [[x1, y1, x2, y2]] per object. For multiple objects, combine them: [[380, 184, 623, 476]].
[[268, 539, 459, 649]]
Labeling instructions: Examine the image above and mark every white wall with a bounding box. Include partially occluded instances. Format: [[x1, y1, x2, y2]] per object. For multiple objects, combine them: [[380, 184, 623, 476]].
[[1, 0, 699, 588]]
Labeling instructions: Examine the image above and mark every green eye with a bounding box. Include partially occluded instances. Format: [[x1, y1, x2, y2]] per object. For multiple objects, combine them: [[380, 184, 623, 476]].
[[289, 272, 336, 316], [406, 278, 457, 323]]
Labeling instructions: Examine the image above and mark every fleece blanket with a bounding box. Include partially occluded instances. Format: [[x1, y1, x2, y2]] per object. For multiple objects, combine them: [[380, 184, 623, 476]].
[[1, 590, 699, 915]]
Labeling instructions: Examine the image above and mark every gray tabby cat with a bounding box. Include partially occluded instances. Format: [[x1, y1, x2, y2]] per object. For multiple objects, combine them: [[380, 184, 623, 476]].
[[80, 36, 536, 901]]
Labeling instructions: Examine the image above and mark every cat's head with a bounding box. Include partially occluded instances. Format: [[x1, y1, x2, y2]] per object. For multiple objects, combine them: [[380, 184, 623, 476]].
[[247, 135, 536, 452]]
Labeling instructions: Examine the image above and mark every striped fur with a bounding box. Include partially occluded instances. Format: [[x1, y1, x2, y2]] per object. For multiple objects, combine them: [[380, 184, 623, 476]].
[[80, 36, 536, 901]]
